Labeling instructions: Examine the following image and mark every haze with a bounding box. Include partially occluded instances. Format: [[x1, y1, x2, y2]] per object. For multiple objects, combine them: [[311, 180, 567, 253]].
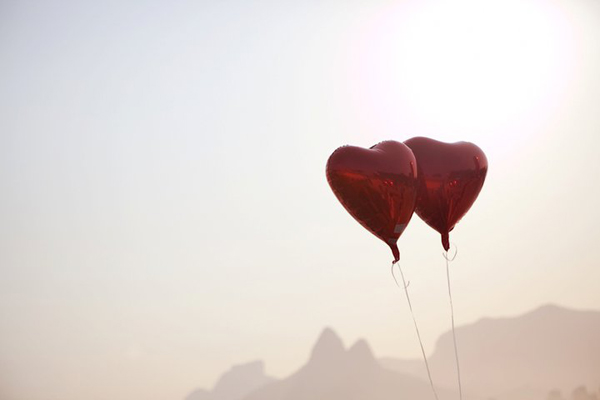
[[1, 0, 599, 399]]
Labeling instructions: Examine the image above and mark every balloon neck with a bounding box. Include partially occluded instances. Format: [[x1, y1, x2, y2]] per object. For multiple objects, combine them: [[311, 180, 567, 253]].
[[441, 232, 450, 252], [390, 243, 400, 264]]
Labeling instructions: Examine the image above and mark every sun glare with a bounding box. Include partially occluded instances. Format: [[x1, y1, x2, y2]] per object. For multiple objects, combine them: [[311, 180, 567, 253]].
[[350, 0, 575, 142]]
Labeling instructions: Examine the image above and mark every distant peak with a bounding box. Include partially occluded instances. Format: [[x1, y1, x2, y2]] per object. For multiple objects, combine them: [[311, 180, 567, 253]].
[[535, 303, 563, 311], [347, 339, 375, 363], [230, 360, 265, 374], [315, 327, 344, 347], [321, 326, 337, 336], [309, 327, 345, 363], [213, 360, 270, 393], [529, 304, 570, 317]]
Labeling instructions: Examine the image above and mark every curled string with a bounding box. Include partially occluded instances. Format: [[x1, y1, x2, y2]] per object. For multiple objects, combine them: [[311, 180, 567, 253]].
[[392, 260, 440, 400], [442, 242, 458, 261], [444, 245, 463, 400]]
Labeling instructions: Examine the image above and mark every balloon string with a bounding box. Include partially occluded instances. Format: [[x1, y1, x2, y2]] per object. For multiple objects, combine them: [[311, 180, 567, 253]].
[[392, 262, 440, 400], [444, 248, 462, 400]]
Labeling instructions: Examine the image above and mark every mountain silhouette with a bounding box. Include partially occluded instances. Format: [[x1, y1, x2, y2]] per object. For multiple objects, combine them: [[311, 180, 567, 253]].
[[308, 327, 346, 365], [185, 360, 275, 400], [187, 304, 600, 400], [241, 327, 455, 400], [382, 304, 600, 400]]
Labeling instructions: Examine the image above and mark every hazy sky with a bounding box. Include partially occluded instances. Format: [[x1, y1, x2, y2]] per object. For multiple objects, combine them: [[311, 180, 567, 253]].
[[1, 0, 599, 399]]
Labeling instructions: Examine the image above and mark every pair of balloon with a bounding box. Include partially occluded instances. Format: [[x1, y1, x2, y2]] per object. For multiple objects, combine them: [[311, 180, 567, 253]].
[[326, 137, 488, 263]]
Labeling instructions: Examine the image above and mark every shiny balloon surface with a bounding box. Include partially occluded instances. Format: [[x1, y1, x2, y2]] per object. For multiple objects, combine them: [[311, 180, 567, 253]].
[[326, 141, 418, 262], [404, 137, 488, 251]]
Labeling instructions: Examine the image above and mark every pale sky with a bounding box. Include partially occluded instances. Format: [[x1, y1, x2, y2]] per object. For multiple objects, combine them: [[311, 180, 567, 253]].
[[1, 0, 599, 399]]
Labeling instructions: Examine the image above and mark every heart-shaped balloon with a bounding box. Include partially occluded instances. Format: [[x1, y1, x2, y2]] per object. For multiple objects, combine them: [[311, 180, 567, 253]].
[[326, 141, 418, 262], [404, 137, 488, 251]]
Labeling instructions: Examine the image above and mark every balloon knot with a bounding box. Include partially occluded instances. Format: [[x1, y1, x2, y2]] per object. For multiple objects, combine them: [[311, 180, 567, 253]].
[[441, 232, 450, 252]]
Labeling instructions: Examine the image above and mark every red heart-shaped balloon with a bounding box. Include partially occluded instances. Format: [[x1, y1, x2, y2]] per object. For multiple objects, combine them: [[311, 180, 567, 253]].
[[326, 141, 418, 262], [404, 137, 488, 251]]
